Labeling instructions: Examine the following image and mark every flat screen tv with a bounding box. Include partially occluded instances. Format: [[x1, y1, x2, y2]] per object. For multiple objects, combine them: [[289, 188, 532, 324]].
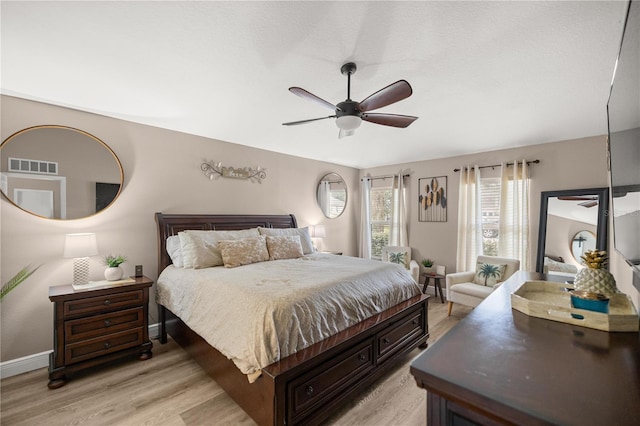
[[607, 0, 640, 290]]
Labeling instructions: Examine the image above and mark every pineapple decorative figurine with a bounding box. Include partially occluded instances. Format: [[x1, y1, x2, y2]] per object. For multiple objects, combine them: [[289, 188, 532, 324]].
[[573, 250, 618, 295]]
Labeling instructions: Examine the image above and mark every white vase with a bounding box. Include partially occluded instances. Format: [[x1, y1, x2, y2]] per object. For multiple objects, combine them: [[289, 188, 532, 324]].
[[104, 266, 123, 281]]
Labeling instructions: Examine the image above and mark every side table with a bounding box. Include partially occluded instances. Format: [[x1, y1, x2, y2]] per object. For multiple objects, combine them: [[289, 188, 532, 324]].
[[48, 276, 153, 389], [420, 273, 445, 303]]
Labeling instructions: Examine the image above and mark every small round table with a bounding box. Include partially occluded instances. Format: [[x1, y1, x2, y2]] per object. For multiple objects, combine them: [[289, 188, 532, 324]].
[[420, 273, 445, 303]]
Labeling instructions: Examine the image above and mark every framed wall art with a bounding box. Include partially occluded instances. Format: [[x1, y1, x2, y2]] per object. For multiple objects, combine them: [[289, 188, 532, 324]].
[[418, 176, 447, 222]]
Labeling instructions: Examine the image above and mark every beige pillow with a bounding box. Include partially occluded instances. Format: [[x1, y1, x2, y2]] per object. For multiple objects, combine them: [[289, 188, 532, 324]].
[[179, 228, 260, 268], [266, 235, 304, 260], [473, 262, 507, 286], [258, 227, 314, 254], [219, 236, 269, 268]]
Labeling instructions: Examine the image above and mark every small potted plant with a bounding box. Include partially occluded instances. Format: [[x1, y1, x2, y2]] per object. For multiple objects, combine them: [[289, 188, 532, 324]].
[[422, 259, 434, 274], [104, 254, 127, 281]]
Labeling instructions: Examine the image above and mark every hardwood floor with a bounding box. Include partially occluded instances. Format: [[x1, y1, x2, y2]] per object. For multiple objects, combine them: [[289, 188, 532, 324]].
[[0, 300, 472, 426]]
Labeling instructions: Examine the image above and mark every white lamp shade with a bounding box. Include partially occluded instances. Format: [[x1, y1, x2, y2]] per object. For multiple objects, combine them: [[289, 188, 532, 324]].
[[336, 115, 362, 131], [63, 233, 98, 258], [310, 225, 326, 238]]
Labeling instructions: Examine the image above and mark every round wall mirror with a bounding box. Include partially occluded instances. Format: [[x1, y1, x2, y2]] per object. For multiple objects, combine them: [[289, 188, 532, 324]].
[[316, 172, 347, 219], [1, 125, 123, 220], [571, 230, 596, 263]]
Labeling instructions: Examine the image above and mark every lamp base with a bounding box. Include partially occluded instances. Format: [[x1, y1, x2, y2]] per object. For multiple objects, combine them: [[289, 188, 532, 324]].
[[72, 257, 90, 286]]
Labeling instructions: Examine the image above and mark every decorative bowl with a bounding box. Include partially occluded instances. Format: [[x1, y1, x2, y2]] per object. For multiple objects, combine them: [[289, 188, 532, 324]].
[[570, 290, 610, 314]]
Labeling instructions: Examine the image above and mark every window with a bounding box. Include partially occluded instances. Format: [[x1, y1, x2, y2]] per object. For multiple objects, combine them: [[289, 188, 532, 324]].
[[480, 177, 500, 256], [370, 186, 392, 259]]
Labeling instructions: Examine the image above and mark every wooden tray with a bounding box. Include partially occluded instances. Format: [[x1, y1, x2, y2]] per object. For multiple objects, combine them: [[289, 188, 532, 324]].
[[511, 281, 639, 332]]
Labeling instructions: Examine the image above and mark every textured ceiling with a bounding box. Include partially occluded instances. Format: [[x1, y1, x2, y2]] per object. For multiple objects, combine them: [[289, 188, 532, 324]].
[[1, 1, 629, 168]]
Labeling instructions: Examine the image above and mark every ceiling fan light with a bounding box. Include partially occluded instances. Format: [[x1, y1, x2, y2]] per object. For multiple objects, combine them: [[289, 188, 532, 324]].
[[336, 115, 362, 131]]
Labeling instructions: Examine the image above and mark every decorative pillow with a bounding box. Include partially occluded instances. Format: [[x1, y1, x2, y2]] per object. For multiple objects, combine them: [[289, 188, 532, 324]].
[[166, 235, 184, 268], [179, 228, 260, 269], [266, 235, 304, 260], [218, 236, 269, 268], [387, 250, 410, 269], [258, 227, 314, 254], [473, 262, 507, 286]]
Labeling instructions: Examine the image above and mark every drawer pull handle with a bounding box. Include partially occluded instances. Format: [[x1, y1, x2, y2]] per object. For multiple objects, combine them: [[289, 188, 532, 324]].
[[104, 300, 111, 305], [104, 342, 111, 348], [306, 386, 314, 396], [383, 338, 390, 345], [412, 319, 419, 325], [104, 320, 111, 327], [358, 354, 367, 361]]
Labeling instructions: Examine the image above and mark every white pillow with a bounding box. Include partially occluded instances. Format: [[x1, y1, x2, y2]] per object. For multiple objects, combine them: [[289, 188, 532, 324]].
[[179, 228, 260, 268], [219, 236, 269, 268], [386, 250, 410, 269], [166, 235, 184, 267], [258, 227, 314, 254], [473, 262, 507, 286]]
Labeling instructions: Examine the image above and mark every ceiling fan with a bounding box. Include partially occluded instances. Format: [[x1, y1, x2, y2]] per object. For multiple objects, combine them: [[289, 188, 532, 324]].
[[283, 62, 418, 138], [558, 196, 599, 208]]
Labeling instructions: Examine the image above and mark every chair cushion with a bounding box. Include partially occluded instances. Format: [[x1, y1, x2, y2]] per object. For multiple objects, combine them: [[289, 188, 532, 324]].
[[451, 282, 494, 298], [473, 262, 507, 286]]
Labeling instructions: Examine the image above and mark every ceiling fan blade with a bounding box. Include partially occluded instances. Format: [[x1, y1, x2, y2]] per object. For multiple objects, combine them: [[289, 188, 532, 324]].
[[362, 113, 418, 128], [358, 80, 413, 112], [558, 196, 596, 201], [289, 87, 338, 111], [579, 201, 599, 208], [282, 116, 336, 126]]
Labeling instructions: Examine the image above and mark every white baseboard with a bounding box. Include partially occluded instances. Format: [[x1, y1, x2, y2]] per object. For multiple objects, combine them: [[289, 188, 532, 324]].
[[0, 323, 160, 380]]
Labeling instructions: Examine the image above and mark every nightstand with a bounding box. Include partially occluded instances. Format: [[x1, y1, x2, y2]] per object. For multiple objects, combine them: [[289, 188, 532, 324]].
[[48, 276, 153, 389]]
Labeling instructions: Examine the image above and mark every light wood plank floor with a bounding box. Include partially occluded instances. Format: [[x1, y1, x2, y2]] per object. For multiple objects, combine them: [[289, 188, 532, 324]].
[[1, 301, 472, 426]]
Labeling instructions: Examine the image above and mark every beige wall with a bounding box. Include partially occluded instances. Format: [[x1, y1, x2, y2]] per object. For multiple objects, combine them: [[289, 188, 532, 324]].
[[545, 215, 596, 269], [2, 95, 638, 363], [361, 135, 639, 307], [0, 96, 359, 361]]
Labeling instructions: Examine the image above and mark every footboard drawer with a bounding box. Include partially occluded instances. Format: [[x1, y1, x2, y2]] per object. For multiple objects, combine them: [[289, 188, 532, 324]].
[[378, 308, 426, 362], [288, 339, 375, 423]]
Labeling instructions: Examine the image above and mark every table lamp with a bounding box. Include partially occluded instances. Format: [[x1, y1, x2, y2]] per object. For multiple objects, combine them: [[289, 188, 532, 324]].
[[64, 233, 98, 285], [310, 225, 326, 251]]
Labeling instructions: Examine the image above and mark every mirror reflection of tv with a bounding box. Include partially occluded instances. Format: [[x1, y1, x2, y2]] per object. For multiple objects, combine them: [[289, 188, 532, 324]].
[[607, 0, 640, 290], [95, 182, 121, 212]]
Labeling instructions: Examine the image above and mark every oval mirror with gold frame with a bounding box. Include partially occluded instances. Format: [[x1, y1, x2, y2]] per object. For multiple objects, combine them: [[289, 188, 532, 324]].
[[0, 125, 123, 220], [316, 172, 347, 219]]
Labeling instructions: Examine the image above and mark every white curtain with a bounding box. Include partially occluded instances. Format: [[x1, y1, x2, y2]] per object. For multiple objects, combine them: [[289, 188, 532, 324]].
[[498, 160, 530, 270], [359, 177, 372, 259], [389, 173, 408, 246], [456, 165, 483, 272], [317, 181, 331, 217]]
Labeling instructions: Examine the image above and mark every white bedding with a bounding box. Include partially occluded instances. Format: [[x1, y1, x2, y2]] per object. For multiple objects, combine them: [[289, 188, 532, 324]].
[[156, 253, 421, 381]]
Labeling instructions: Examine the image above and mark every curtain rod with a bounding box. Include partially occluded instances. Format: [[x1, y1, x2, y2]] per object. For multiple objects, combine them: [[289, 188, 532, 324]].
[[361, 173, 410, 182], [453, 159, 540, 172]]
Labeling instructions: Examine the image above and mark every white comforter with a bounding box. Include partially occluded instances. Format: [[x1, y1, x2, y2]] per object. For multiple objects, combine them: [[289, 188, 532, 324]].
[[156, 253, 421, 380]]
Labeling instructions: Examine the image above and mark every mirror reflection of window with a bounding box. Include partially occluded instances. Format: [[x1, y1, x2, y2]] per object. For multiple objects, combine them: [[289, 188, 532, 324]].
[[316, 173, 347, 219], [571, 230, 596, 263]]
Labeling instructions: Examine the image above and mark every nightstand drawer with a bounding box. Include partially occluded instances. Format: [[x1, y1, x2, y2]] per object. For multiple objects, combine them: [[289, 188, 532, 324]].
[[65, 327, 144, 364], [63, 290, 144, 318], [64, 307, 144, 343]]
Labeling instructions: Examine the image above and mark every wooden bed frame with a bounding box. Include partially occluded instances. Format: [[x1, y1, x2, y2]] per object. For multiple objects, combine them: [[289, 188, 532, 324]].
[[155, 213, 429, 426]]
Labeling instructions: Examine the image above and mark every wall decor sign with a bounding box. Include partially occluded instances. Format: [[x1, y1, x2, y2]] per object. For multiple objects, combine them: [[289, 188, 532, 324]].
[[201, 160, 267, 184], [418, 176, 447, 222]]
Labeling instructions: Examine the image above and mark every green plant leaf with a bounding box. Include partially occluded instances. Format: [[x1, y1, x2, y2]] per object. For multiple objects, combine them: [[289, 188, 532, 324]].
[[1, 265, 40, 301]]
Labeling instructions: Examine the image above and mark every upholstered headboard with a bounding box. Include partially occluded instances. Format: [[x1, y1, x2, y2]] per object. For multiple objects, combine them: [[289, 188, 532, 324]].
[[155, 213, 298, 275]]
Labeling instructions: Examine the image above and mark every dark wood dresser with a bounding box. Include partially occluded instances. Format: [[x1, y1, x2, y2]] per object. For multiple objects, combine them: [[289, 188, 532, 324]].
[[48, 276, 153, 389], [410, 271, 640, 426]]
